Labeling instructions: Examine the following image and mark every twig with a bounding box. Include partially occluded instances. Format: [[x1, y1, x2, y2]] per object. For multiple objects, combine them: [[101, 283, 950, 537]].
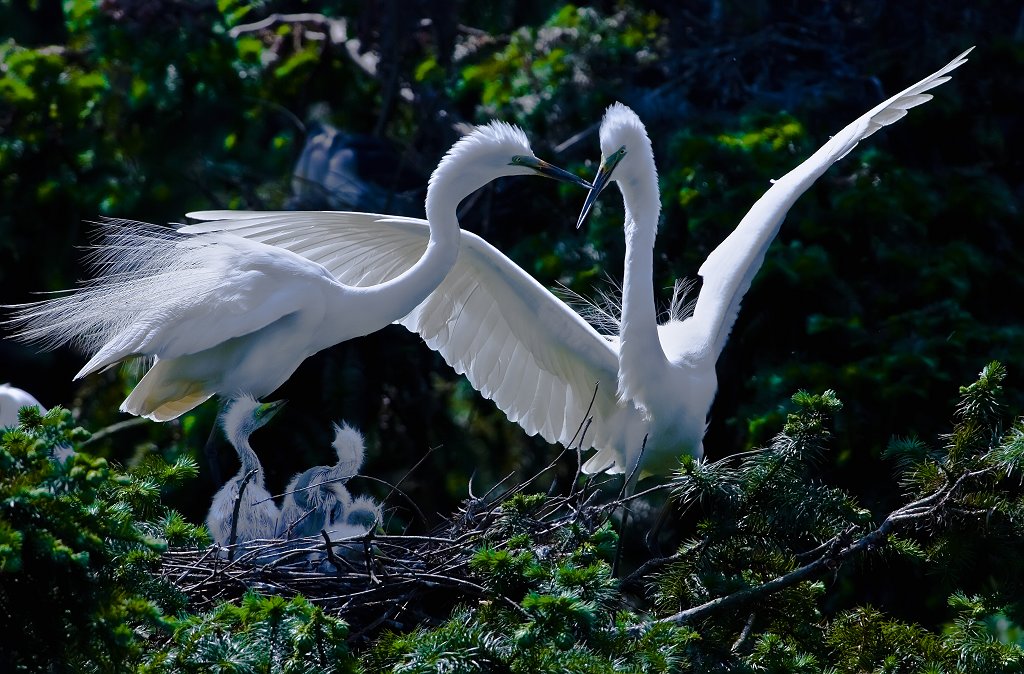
[[388, 444, 441, 500], [321, 529, 341, 570], [731, 611, 757, 653], [353, 474, 428, 527], [80, 417, 149, 445], [227, 469, 257, 562], [619, 552, 682, 590]]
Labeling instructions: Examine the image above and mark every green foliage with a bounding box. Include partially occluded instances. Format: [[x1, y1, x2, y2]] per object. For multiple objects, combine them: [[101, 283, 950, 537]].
[[457, 5, 664, 127], [2, 2, 1024, 671], [141, 593, 358, 674], [370, 504, 696, 673], [662, 390, 865, 629], [0, 407, 204, 672], [651, 364, 1024, 672]]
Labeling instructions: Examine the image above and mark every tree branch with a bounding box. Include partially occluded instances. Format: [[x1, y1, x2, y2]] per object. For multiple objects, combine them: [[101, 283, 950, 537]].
[[642, 464, 996, 632]]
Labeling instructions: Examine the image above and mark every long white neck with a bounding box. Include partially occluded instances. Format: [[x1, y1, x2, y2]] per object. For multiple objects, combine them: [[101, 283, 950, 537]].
[[349, 175, 462, 321], [616, 165, 670, 408]]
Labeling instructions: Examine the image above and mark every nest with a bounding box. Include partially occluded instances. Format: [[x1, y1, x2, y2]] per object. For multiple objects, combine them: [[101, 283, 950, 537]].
[[158, 468, 633, 640]]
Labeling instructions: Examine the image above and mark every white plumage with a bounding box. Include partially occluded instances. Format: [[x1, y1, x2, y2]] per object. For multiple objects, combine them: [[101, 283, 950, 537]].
[[580, 48, 971, 474], [205, 395, 283, 548], [277, 421, 367, 539], [326, 493, 383, 540], [6, 123, 589, 421], [184, 48, 969, 476], [0, 383, 46, 428]]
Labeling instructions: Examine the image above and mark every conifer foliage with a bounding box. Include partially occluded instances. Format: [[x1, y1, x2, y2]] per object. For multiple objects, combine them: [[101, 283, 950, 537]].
[[0, 406, 203, 672], [2, 365, 1023, 671]]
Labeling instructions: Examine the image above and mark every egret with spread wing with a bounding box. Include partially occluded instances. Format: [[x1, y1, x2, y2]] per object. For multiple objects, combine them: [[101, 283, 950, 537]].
[[186, 49, 969, 475], [5, 124, 589, 421], [577, 48, 971, 474]]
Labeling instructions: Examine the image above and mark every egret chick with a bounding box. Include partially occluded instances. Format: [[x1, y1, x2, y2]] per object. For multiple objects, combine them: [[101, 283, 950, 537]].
[[277, 421, 366, 539], [206, 395, 283, 549], [325, 493, 383, 540], [7, 124, 590, 421]]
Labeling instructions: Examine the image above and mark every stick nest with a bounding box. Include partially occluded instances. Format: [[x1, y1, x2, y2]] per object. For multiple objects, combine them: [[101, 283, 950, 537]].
[[157, 476, 625, 639]]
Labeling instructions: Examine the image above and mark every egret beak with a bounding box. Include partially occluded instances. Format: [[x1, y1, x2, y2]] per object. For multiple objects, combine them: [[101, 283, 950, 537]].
[[577, 146, 627, 229], [259, 399, 287, 422], [513, 156, 592, 189]]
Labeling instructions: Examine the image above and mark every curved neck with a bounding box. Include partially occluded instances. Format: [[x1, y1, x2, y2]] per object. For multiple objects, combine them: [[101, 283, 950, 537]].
[[231, 433, 263, 481], [345, 172, 463, 322], [617, 167, 670, 403]]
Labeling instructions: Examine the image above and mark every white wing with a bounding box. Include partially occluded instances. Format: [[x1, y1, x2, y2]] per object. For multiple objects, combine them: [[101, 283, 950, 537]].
[[183, 211, 633, 452], [689, 48, 972, 359]]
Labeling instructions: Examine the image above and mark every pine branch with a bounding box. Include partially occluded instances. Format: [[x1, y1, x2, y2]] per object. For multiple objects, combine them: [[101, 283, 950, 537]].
[[641, 462, 998, 632]]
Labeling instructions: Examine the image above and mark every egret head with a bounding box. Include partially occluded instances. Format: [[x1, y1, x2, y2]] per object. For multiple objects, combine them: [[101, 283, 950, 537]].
[[432, 121, 591, 195], [577, 102, 655, 228], [221, 395, 285, 441], [346, 494, 383, 531]]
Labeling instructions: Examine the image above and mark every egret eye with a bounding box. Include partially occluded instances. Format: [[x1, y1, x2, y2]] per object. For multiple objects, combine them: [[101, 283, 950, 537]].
[[510, 156, 524, 165]]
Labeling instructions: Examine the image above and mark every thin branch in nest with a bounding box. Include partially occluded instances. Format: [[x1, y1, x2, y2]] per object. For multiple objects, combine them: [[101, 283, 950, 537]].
[[321, 529, 341, 571], [388, 444, 441, 502], [227, 469, 258, 562], [353, 474, 428, 527]]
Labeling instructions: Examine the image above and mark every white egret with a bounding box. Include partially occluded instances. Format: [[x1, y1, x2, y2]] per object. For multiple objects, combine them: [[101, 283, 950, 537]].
[[185, 50, 969, 475], [576, 48, 971, 474], [205, 395, 283, 547], [0, 383, 46, 428], [5, 124, 590, 421], [277, 421, 366, 539]]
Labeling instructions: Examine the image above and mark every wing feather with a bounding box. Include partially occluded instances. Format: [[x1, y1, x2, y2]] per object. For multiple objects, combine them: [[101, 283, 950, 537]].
[[184, 210, 629, 451], [687, 48, 972, 360]]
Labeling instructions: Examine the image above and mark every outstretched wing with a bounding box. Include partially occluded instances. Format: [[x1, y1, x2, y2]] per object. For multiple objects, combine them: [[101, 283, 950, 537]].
[[183, 211, 630, 452], [686, 48, 972, 360]]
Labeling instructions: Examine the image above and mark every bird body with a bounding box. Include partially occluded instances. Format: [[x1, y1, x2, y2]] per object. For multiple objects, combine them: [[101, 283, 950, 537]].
[[7, 123, 589, 420], [185, 49, 969, 476], [205, 396, 283, 548], [278, 421, 367, 539], [183, 210, 635, 456]]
